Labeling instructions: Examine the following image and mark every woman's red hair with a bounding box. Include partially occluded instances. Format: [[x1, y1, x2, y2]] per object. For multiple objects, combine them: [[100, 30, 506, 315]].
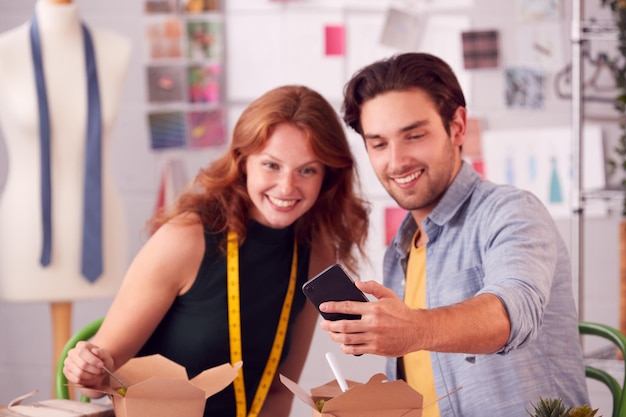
[[149, 85, 369, 273]]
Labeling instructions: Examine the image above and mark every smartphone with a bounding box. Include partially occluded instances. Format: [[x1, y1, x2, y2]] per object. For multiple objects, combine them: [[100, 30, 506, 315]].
[[302, 263, 368, 321]]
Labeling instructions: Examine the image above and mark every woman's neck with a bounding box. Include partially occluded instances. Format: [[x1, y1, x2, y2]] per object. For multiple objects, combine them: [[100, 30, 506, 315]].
[[34, 0, 80, 35]]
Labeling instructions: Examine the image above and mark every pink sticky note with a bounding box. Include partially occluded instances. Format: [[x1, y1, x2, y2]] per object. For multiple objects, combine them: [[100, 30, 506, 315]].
[[385, 207, 408, 246], [325, 25, 345, 56]]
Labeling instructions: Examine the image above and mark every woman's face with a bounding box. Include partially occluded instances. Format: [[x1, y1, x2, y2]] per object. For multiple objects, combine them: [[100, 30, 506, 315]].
[[246, 123, 325, 229]]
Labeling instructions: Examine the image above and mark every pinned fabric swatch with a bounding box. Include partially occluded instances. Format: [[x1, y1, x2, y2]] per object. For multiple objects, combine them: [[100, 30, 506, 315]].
[[505, 67, 545, 109], [148, 112, 186, 149], [462, 30, 499, 69]]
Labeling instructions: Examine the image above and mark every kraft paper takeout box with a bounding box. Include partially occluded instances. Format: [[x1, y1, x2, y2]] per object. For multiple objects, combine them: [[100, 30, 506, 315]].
[[91, 354, 241, 417], [280, 373, 425, 417], [3, 389, 113, 417]]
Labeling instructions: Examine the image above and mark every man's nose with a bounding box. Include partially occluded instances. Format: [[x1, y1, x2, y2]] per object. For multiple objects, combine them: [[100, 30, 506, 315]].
[[388, 142, 407, 171]]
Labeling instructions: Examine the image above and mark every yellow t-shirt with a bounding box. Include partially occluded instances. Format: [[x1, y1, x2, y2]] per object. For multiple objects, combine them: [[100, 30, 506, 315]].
[[403, 236, 440, 417]]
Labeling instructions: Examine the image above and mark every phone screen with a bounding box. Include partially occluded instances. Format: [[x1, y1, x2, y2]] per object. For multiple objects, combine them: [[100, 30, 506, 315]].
[[302, 263, 368, 321]]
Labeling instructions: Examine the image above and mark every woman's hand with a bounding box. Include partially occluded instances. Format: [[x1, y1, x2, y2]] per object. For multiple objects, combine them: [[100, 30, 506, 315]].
[[63, 341, 114, 389]]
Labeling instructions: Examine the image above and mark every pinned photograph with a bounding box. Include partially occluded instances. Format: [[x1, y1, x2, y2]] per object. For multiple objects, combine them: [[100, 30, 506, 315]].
[[146, 66, 186, 103], [181, 0, 220, 13], [188, 109, 226, 149], [145, 0, 177, 13], [145, 18, 183, 60], [187, 20, 222, 60], [188, 63, 221, 104]]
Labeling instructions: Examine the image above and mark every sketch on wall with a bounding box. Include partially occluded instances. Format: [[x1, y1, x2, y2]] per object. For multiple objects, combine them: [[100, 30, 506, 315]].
[[482, 124, 606, 218], [227, 4, 471, 103], [514, 22, 565, 71], [379, 8, 425, 51], [517, 0, 560, 22]]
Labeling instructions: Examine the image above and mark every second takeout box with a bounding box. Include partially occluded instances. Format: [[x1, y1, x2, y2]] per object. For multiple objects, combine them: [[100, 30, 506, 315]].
[[280, 373, 425, 417], [93, 354, 241, 417]]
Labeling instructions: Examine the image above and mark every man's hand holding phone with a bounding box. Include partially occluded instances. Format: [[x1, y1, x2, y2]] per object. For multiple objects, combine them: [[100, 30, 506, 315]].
[[302, 263, 368, 321], [316, 277, 420, 358]]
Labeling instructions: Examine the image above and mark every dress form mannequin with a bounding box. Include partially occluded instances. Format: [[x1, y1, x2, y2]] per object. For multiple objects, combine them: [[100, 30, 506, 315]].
[[0, 0, 131, 386]]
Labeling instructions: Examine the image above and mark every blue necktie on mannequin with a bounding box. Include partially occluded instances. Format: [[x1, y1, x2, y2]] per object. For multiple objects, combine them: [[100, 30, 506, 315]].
[[30, 16, 103, 282]]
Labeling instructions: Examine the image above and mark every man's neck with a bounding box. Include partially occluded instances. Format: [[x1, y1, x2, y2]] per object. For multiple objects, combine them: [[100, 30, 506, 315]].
[[410, 213, 428, 248]]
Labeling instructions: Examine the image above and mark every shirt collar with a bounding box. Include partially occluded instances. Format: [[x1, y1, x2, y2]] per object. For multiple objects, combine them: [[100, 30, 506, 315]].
[[427, 161, 481, 227], [391, 161, 481, 256]]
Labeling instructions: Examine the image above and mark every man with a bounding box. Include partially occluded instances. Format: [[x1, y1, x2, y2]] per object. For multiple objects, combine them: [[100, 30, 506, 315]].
[[319, 53, 589, 416]]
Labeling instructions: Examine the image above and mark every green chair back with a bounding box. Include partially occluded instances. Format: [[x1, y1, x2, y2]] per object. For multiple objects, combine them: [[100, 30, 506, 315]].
[[579, 321, 626, 417], [54, 317, 104, 402]]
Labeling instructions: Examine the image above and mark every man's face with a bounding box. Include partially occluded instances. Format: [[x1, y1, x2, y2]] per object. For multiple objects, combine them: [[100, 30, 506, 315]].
[[360, 88, 465, 216]]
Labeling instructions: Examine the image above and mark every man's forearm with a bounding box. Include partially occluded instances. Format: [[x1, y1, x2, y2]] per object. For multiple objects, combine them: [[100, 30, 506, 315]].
[[410, 293, 510, 354]]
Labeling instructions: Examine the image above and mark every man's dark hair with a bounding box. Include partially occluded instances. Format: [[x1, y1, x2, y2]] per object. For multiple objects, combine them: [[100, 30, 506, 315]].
[[342, 52, 466, 136]]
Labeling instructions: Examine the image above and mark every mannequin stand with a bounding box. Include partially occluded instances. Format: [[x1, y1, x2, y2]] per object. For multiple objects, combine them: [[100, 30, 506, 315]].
[[50, 301, 72, 399]]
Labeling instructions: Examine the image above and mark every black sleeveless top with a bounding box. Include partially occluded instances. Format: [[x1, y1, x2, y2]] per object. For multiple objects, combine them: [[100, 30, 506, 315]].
[[137, 221, 311, 416]]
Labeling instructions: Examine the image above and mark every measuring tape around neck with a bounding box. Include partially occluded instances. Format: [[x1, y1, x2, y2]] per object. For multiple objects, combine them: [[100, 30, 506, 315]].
[[227, 231, 298, 417]]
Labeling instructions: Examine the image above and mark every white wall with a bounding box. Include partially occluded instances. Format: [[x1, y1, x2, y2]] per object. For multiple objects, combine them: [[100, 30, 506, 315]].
[[0, 0, 622, 415]]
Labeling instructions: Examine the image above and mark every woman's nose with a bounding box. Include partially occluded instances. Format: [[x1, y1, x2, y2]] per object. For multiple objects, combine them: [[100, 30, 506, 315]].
[[278, 172, 295, 194]]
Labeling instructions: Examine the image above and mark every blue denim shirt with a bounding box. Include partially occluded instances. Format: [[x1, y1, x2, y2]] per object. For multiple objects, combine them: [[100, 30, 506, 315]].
[[384, 162, 589, 416]]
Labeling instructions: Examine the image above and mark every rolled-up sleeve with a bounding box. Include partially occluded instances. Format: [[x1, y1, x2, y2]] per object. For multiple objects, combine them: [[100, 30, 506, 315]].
[[476, 191, 560, 353]]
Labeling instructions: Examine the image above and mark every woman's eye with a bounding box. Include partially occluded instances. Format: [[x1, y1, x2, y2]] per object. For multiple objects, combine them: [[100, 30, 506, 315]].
[[301, 167, 318, 176], [263, 162, 279, 170]]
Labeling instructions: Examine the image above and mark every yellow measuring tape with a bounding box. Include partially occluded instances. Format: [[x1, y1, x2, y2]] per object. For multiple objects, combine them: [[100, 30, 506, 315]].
[[227, 231, 297, 417]]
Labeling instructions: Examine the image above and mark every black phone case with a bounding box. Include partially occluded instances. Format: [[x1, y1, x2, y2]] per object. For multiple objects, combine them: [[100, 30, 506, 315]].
[[302, 263, 368, 321]]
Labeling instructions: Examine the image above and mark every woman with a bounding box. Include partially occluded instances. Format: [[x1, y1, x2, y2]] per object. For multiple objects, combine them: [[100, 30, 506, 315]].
[[62, 85, 370, 417]]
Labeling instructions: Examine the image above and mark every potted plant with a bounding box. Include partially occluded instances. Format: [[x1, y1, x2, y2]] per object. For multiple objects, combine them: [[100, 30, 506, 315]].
[[600, 0, 626, 336], [527, 397, 600, 417], [601, 0, 626, 213]]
